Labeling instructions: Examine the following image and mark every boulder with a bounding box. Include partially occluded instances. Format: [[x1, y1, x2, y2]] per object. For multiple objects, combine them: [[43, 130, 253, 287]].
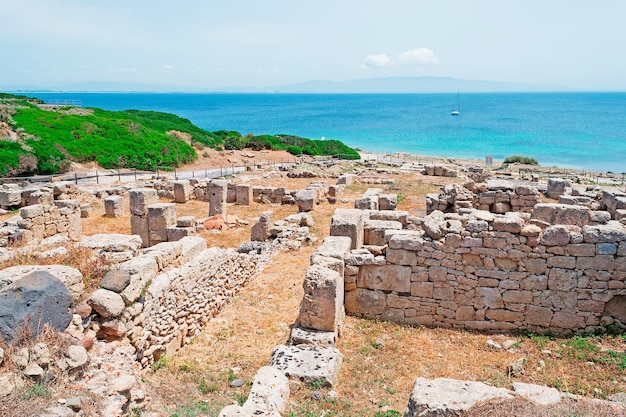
[[269, 344, 343, 387], [99, 269, 131, 293], [0, 265, 84, 302], [295, 189, 318, 212], [0, 271, 73, 344]]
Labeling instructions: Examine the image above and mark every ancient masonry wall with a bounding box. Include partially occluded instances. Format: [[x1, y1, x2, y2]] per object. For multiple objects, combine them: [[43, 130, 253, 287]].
[[334, 205, 626, 335], [12, 200, 81, 244], [121, 244, 260, 366]]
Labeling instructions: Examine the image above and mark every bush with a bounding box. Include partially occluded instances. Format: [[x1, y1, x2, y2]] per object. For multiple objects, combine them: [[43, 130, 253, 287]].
[[286, 145, 302, 156], [503, 155, 539, 165]]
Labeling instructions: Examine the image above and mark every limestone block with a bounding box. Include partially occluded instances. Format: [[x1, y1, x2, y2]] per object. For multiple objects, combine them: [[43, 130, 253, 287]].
[[129, 188, 158, 216], [295, 189, 318, 212], [540, 225, 571, 246], [289, 325, 336, 346], [337, 174, 356, 185], [148, 203, 176, 245], [582, 224, 626, 243], [298, 265, 344, 333], [526, 305, 553, 327], [119, 256, 159, 303], [423, 210, 446, 240], [20, 204, 44, 219], [354, 195, 378, 210], [364, 220, 402, 245], [370, 210, 409, 226], [209, 180, 228, 217], [130, 215, 150, 247], [404, 378, 512, 417], [357, 264, 411, 292], [493, 214, 524, 233], [173, 180, 191, 203], [143, 241, 183, 271], [330, 209, 363, 250], [235, 184, 252, 205], [546, 178, 571, 199], [104, 196, 124, 218], [531, 203, 590, 226], [241, 366, 289, 415], [378, 194, 397, 211], [269, 344, 343, 387], [388, 232, 423, 251], [345, 288, 386, 316], [0, 189, 21, 207], [312, 236, 352, 261], [251, 211, 273, 241], [167, 226, 195, 241]]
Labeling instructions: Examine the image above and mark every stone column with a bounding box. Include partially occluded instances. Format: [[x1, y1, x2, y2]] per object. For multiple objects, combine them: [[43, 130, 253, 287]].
[[129, 188, 158, 247]]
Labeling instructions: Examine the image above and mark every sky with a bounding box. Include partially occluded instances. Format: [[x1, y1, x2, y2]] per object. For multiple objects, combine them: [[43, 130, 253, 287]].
[[1, 0, 625, 91]]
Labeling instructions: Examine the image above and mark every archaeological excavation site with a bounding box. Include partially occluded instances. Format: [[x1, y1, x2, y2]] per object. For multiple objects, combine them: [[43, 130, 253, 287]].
[[0, 155, 625, 416]]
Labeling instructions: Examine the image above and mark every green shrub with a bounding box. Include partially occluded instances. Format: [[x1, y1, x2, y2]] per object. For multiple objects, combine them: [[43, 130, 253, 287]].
[[286, 145, 302, 155], [503, 155, 539, 165]]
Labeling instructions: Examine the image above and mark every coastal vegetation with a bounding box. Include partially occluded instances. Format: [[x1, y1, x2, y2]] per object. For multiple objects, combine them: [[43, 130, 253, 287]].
[[0, 93, 360, 176], [502, 155, 539, 167]]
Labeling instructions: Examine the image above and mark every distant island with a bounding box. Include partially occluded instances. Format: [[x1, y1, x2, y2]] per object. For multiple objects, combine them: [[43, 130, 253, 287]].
[[0, 93, 359, 177]]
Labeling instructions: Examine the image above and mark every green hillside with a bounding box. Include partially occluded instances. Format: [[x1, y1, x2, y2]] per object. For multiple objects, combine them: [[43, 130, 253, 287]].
[[0, 93, 360, 176]]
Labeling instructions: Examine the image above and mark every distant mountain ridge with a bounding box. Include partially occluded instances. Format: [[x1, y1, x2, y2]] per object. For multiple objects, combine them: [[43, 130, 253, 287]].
[[4, 76, 567, 93], [266, 76, 566, 93]]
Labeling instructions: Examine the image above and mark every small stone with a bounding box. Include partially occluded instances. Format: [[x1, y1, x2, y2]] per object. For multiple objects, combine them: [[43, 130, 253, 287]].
[[327, 390, 339, 399], [32, 343, 51, 366], [311, 391, 323, 401], [66, 345, 89, 369], [230, 378, 244, 388], [75, 304, 92, 320], [486, 339, 502, 350], [15, 348, 29, 369], [24, 362, 44, 380], [66, 397, 84, 411], [502, 340, 517, 350], [110, 374, 136, 393], [507, 358, 526, 377]]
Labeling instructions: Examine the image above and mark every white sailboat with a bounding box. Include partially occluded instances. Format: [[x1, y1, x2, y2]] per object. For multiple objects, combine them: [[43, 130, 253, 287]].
[[451, 92, 460, 116]]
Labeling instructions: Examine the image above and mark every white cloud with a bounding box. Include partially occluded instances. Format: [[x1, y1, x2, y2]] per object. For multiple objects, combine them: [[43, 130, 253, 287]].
[[398, 48, 439, 65], [365, 48, 439, 69], [365, 54, 393, 68]]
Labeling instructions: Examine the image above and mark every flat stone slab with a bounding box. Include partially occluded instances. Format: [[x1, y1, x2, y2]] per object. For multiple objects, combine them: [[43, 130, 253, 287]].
[[289, 325, 337, 347], [404, 377, 512, 417], [512, 382, 561, 406], [269, 344, 342, 388]]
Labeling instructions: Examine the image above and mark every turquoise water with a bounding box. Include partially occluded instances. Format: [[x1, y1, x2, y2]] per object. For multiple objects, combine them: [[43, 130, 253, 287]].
[[33, 92, 626, 173]]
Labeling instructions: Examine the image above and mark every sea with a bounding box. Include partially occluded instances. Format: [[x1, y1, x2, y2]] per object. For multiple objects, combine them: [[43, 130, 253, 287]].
[[30, 92, 626, 174]]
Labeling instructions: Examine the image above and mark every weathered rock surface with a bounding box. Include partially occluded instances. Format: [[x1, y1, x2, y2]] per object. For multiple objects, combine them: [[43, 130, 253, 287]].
[[0, 271, 73, 344], [269, 344, 343, 387]]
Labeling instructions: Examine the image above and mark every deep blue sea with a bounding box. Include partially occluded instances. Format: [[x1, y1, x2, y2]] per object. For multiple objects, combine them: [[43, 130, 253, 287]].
[[32, 92, 626, 173]]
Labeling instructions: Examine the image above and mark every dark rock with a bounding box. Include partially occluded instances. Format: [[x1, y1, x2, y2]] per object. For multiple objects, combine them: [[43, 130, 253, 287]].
[[0, 271, 73, 344], [99, 269, 131, 293]]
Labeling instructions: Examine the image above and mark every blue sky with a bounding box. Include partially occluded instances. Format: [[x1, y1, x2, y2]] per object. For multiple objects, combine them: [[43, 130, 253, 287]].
[[2, 0, 625, 91]]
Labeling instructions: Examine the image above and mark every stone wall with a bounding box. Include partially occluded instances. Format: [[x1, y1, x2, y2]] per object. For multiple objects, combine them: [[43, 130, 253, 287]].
[[337, 205, 626, 335], [427, 180, 541, 215], [10, 200, 81, 244], [128, 246, 260, 365]]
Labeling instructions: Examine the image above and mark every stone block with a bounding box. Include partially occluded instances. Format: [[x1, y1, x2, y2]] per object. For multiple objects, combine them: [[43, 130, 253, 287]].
[[148, 203, 176, 246], [546, 178, 570, 199], [130, 215, 150, 247], [532, 203, 590, 226], [540, 225, 571, 246], [289, 325, 336, 347], [357, 264, 411, 292], [235, 184, 252, 205], [404, 378, 512, 417], [0, 189, 21, 208], [312, 236, 352, 260], [345, 288, 386, 316], [209, 180, 228, 217], [104, 196, 124, 218], [173, 180, 191, 203], [378, 194, 397, 211], [167, 226, 195, 241], [295, 189, 317, 212], [330, 209, 363, 250], [129, 188, 158, 216], [337, 174, 356, 185], [526, 305, 553, 327], [251, 211, 272, 241], [355, 195, 378, 210], [298, 265, 344, 333], [363, 219, 402, 245], [269, 344, 343, 388]]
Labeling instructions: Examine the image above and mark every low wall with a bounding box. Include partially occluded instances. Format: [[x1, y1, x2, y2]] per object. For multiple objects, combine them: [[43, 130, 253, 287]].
[[126, 246, 260, 365], [338, 206, 626, 335]]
